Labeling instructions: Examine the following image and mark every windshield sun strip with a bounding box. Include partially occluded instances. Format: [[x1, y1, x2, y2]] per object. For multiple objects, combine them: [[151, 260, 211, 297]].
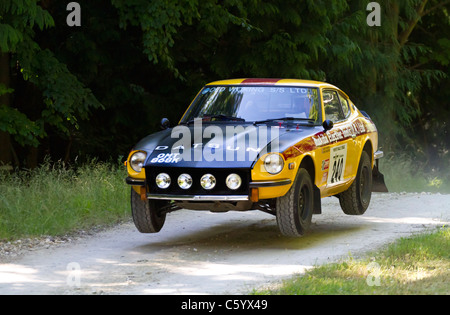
[[181, 85, 321, 125]]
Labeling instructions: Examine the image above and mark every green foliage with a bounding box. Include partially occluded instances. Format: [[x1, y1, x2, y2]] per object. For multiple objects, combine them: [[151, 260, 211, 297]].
[[0, 23, 23, 52], [0, 0, 54, 52], [111, 0, 253, 78], [324, 1, 447, 130], [203, 0, 348, 79], [0, 0, 101, 151], [0, 83, 13, 95], [0, 83, 41, 147], [432, 38, 450, 66], [18, 48, 103, 134], [0, 105, 42, 146]]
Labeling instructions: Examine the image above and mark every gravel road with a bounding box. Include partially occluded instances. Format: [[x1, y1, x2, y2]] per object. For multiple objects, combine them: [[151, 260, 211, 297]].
[[0, 193, 448, 295]]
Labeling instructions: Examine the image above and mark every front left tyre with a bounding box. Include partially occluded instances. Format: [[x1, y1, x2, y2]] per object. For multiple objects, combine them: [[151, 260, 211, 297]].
[[131, 188, 166, 233]]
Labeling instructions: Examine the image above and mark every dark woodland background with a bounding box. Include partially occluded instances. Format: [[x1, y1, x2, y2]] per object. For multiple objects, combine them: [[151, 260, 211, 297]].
[[1, 0, 449, 175]]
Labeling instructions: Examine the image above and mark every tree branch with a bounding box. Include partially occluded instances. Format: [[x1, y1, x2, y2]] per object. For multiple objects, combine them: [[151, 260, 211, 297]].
[[421, 0, 450, 17], [398, 0, 428, 48]]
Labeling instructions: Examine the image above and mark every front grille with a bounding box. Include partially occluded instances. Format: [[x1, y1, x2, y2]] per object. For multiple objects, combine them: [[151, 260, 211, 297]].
[[146, 167, 250, 196]]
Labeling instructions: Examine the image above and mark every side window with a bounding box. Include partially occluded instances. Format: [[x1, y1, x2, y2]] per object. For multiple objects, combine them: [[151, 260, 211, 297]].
[[323, 90, 344, 122], [338, 93, 350, 118]]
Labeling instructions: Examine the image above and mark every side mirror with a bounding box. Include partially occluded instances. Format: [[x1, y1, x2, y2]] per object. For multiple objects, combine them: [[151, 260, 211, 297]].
[[161, 118, 170, 130], [322, 119, 334, 132]]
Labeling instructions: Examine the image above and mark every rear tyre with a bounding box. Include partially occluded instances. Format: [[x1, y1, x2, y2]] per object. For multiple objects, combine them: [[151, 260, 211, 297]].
[[339, 151, 372, 215], [131, 188, 166, 233], [276, 168, 314, 237]]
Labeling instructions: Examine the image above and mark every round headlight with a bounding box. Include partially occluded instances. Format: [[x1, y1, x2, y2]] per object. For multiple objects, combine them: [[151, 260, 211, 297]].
[[155, 173, 171, 189], [178, 173, 193, 189], [226, 173, 242, 190], [130, 151, 147, 172], [264, 153, 284, 174], [200, 174, 216, 190]]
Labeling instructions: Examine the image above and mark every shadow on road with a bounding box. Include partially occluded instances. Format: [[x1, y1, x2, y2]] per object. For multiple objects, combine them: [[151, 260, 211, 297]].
[[133, 216, 367, 253]]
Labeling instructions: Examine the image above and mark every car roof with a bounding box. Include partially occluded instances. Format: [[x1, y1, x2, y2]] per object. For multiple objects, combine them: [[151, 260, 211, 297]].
[[206, 78, 336, 88]]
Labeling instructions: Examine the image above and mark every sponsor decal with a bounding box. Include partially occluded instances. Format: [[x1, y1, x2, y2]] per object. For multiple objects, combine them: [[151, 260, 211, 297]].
[[321, 159, 330, 171], [321, 171, 328, 185], [327, 143, 348, 185], [312, 119, 369, 148], [312, 132, 330, 147], [150, 153, 182, 164]]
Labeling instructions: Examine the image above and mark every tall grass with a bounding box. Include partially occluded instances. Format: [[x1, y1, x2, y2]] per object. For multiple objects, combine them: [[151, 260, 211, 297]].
[[0, 159, 130, 240]]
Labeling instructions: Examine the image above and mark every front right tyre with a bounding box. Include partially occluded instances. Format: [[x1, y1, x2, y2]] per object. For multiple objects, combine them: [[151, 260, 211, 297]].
[[339, 150, 372, 215], [131, 188, 166, 233]]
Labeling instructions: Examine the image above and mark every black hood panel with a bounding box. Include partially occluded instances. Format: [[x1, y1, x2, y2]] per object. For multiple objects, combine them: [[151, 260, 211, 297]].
[[135, 123, 321, 168]]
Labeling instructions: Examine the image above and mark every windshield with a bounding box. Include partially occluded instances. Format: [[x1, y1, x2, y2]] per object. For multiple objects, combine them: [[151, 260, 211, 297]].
[[181, 86, 322, 124]]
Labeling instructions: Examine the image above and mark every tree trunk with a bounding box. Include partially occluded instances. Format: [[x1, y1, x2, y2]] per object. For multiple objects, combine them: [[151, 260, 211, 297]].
[[0, 52, 12, 166]]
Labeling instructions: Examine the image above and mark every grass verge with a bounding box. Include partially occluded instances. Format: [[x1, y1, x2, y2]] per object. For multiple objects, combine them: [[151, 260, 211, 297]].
[[0, 160, 130, 240], [254, 227, 449, 295]]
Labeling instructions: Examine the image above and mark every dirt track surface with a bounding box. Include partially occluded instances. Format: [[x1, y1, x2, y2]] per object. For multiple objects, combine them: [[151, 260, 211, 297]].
[[0, 193, 449, 295]]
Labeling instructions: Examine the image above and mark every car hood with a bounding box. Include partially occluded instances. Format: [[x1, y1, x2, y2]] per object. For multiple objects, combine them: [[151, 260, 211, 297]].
[[134, 123, 322, 168]]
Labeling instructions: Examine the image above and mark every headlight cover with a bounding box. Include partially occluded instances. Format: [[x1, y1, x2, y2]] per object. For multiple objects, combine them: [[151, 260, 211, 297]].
[[155, 173, 171, 189], [264, 153, 284, 174], [200, 174, 216, 190], [178, 173, 193, 189], [130, 151, 147, 172], [226, 173, 242, 190]]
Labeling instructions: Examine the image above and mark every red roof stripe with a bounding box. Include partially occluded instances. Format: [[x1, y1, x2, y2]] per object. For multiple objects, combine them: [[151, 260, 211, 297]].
[[240, 78, 281, 85]]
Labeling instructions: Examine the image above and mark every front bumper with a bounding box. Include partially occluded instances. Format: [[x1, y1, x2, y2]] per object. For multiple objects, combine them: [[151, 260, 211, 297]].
[[374, 150, 384, 160], [125, 177, 145, 186], [146, 194, 250, 201], [125, 177, 292, 201]]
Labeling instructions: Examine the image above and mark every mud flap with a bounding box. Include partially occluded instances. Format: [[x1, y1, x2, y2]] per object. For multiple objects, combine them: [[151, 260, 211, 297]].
[[372, 159, 388, 192], [313, 184, 322, 214]]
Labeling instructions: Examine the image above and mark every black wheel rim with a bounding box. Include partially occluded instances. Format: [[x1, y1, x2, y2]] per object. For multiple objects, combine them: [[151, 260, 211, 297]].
[[360, 165, 371, 205], [298, 184, 310, 221]]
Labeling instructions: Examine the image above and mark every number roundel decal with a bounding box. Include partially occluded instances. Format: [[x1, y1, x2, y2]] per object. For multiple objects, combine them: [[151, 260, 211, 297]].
[[327, 143, 347, 185]]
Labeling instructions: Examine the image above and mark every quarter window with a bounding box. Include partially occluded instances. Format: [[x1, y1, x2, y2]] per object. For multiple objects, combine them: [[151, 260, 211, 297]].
[[338, 93, 350, 118], [323, 90, 345, 122]]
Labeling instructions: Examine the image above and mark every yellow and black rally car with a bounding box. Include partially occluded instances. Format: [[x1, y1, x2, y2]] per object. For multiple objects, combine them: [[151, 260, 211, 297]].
[[125, 79, 387, 237]]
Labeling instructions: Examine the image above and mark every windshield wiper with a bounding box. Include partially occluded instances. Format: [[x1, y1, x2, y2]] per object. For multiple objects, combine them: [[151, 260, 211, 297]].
[[253, 117, 315, 125]]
